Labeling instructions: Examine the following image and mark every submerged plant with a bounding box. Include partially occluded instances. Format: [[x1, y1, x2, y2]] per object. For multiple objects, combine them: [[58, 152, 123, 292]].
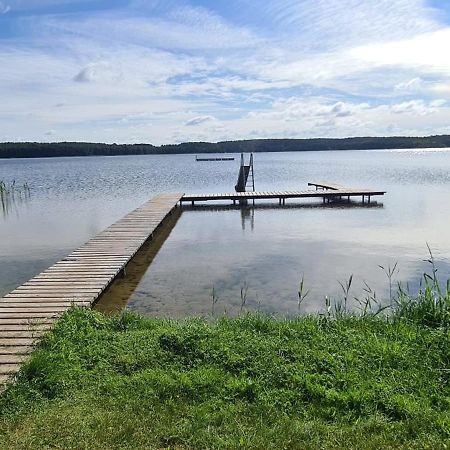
[[297, 275, 310, 313], [211, 286, 219, 316], [240, 281, 249, 313]]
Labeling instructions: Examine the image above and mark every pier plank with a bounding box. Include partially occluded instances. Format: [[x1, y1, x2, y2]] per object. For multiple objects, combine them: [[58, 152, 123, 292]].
[[0, 364, 21, 375], [0, 324, 52, 331], [0, 355, 28, 364], [0, 332, 45, 341], [0, 345, 35, 353], [0, 338, 37, 346]]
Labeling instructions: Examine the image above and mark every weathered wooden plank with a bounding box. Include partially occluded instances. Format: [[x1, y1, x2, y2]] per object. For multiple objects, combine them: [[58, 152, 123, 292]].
[[40, 268, 117, 274], [14, 283, 104, 289], [6, 293, 95, 298], [0, 332, 44, 340], [22, 282, 109, 287], [0, 324, 52, 331], [12, 288, 102, 294], [0, 302, 90, 308], [0, 307, 69, 313], [3, 296, 93, 302], [0, 364, 21, 375], [0, 355, 28, 364], [0, 317, 54, 324], [51, 262, 125, 267], [32, 276, 112, 281], [19, 285, 108, 291], [0, 374, 12, 384], [0, 338, 37, 346], [0, 345, 33, 355], [64, 256, 130, 260], [0, 312, 63, 319]]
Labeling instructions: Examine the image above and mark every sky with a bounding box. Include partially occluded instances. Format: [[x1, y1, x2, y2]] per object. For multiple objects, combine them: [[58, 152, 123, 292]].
[[1, 0, 450, 144]]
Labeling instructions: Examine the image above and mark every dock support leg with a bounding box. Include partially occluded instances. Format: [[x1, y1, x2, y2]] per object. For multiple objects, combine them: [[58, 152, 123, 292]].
[[192, 200, 194, 206], [323, 197, 326, 204], [347, 196, 350, 203], [362, 195, 365, 204], [368, 196, 371, 204], [283, 198, 286, 206]]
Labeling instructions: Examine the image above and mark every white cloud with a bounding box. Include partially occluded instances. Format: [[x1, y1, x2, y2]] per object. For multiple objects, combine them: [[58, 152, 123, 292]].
[[261, 0, 438, 49], [185, 115, 216, 126], [2, 0, 450, 143], [38, 7, 261, 51], [395, 78, 425, 93], [73, 62, 123, 84], [350, 28, 450, 77], [391, 100, 439, 115]]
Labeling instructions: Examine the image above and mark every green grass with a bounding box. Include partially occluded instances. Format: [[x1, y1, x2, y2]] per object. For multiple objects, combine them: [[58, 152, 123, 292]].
[[0, 304, 450, 449]]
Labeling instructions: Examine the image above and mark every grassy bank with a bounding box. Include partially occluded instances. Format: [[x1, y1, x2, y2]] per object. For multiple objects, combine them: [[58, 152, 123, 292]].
[[0, 298, 450, 449]]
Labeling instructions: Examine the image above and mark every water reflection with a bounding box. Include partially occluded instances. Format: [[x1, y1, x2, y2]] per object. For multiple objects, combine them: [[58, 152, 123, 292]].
[[241, 207, 254, 231], [95, 209, 181, 314], [182, 200, 384, 232], [94, 201, 399, 318]]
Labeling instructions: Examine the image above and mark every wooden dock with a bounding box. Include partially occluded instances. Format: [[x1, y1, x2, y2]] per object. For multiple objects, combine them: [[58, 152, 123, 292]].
[[0, 193, 182, 386], [181, 182, 385, 206], [0, 181, 385, 387]]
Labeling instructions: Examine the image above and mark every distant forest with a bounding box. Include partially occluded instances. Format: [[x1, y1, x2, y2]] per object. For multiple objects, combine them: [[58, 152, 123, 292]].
[[1, 135, 450, 158]]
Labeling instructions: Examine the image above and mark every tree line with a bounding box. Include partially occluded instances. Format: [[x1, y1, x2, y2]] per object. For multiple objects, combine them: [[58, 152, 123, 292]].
[[1, 135, 450, 158]]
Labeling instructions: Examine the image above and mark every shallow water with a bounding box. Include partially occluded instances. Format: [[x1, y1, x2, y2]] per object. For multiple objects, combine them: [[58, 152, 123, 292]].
[[1, 149, 450, 316]]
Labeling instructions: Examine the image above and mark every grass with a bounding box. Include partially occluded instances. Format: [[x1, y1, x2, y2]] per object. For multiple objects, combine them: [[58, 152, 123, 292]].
[[1, 284, 450, 450]]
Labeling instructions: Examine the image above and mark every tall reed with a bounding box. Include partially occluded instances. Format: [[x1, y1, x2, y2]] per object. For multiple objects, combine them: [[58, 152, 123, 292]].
[[0, 179, 31, 216]]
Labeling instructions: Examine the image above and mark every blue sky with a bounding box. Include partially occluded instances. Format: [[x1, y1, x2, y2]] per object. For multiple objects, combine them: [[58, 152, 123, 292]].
[[1, 0, 450, 144]]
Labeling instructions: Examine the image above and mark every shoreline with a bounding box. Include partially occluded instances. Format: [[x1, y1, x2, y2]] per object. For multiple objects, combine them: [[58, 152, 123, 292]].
[[1, 135, 450, 159], [0, 299, 449, 448]]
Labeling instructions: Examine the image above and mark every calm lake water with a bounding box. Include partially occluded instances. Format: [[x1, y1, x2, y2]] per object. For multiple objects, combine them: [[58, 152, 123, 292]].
[[1, 149, 450, 317]]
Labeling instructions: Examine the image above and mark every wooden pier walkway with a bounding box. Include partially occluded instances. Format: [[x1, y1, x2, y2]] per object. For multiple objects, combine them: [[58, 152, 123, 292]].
[[0, 193, 182, 386], [181, 182, 385, 206]]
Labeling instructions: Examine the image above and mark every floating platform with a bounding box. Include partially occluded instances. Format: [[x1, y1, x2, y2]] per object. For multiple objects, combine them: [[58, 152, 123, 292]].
[[195, 156, 235, 161], [181, 182, 386, 206]]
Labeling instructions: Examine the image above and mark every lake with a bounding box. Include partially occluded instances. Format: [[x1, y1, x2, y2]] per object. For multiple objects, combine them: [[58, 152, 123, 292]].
[[1, 149, 449, 317]]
